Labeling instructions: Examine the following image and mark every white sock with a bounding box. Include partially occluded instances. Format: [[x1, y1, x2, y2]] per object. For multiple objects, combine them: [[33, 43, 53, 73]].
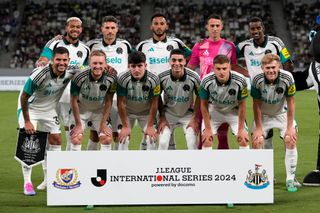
[[113, 142, 119, 150], [285, 148, 298, 181], [49, 144, 62, 151], [100, 144, 112, 151], [22, 165, 32, 184], [118, 137, 130, 150], [139, 138, 147, 150], [65, 130, 71, 151], [158, 127, 171, 150], [40, 140, 50, 183], [87, 139, 99, 150], [185, 127, 197, 150], [264, 137, 273, 149], [168, 132, 176, 150], [239, 145, 250, 149], [202, 146, 212, 150], [71, 144, 81, 151], [146, 136, 157, 150]]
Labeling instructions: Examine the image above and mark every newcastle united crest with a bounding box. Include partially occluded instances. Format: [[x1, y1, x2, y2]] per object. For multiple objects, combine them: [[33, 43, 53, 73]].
[[53, 168, 81, 190], [244, 164, 270, 190]]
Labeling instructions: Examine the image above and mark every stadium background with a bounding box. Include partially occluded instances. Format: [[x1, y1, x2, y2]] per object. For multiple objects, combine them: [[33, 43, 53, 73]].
[[0, 0, 320, 212]]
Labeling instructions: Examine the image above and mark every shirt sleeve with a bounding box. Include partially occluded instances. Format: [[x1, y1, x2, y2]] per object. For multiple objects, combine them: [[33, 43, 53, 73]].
[[70, 81, 81, 96], [23, 78, 38, 96], [250, 85, 262, 99], [199, 85, 209, 100], [187, 43, 200, 66]]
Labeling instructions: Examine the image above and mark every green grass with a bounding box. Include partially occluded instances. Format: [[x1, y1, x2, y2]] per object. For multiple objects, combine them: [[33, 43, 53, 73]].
[[0, 91, 319, 212]]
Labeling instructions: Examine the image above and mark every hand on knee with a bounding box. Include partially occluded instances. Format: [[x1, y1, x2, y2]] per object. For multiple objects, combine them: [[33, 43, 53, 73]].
[[284, 135, 296, 149], [99, 134, 112, 145]]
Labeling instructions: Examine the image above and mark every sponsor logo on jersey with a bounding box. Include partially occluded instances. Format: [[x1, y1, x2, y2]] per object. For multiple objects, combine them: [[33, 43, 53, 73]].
[[287, 84, 296, 96], [91, 169, 107, 187], [149, 57, 169, 64], [168, 96, 190, 103], [250, 59, 261, 67], [281, 48, 290, 59], [107, 57, 122, 64], [53, 168, 81, 190], [244, 164, 270, 190]]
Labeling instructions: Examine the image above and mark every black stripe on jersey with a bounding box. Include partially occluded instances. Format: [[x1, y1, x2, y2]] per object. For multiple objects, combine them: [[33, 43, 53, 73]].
[[158, 70, 170, 80], [53, 42, 59, 51], [33, 67, 49, 85], [201, 74, 215, 89], [89, 41, 99, 50], [271, 43, 280, 56], [232, 75, 247, 88], [240, 43, 250, 55], [73, 69, 90, 86], [136, 41, 149, 52], [279, 72, 294, 85], [252, 73, 265, 86], [45, 38, 56, 48], [118, 71, 131, 85], [172, 38, 183, 49], [118, 39, 132, 53], [186, 70, 200, 83], [146, 71, 159, 85], [269, 36, 285, 49]]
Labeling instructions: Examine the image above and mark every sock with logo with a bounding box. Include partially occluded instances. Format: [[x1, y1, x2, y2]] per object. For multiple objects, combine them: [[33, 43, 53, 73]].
[[285, 148, 298, 181]]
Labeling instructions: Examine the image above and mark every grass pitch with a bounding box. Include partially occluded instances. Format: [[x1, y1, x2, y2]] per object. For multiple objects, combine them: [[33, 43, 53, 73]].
[[0, 91, 319, 212]]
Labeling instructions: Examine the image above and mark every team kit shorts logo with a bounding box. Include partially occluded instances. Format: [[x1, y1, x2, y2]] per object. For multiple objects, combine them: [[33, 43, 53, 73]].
[[91, 169, 107, 187], [244, 164, 270, 190], [53, 168, 81, 190]]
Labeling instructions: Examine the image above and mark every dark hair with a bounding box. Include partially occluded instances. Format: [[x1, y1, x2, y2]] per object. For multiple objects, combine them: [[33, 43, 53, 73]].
[[128, 51, 146, 64], [151, 13, 168, 22], [170, 49, 185, 58], [207, 14, 222, 24], [102, 15, 119, 25], [53, 46, 69, 56], [249, 17, 263, 25], [213, 54, 230, 64]]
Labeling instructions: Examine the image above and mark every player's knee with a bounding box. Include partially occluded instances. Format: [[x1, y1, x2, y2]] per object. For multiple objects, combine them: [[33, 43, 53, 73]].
[[48, 134, 62, 145], [284, 136, 296, 149], [238, 140, 248, 147], [100, 135, 112, 145], [71, 134, 83, 145]]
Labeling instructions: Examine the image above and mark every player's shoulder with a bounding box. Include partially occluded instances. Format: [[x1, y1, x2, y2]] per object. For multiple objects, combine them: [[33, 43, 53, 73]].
[[44, 38, 60, 48], [185, 68, 200, 81], [118, 70, 131, 84], [136, 38, 153, 50], [86, 38, 102, 47], [252, 72, 265, 86], [117, 38, 132, 46], [237, 38, 253, 47], [158, 69, 171, 80], [73, 67, 90, 83], [231, 71, 247, 86], [105, 66, 118, 79], [78, 40, 90, 51], [201, 72, 215, 84], [30, 65, 51, 81], [267, 35, 285, 46], [279, 69, 294, 83]]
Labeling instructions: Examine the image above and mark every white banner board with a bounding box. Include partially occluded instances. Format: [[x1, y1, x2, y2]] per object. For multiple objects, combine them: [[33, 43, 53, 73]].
[[47, 150, 273, 206], [0, 76, 27, 91]]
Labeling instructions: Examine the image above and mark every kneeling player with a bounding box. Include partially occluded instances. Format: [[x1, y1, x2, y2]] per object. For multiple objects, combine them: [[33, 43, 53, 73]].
[[158, 49, 200, 150], [200, 55, 249, 149], [69, 50, 117, 151], [251, 53, 298, 192]]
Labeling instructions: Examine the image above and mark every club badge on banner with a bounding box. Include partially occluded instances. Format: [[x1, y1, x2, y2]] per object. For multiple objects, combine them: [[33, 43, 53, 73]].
[[47, 150, 273, 206]]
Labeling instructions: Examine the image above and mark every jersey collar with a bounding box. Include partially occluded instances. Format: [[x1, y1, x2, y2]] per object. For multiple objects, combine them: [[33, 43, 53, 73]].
[[102, 38, 117, 46], [170, 69, 187, 81], [253, 35, 268, 48], [131, 70, 148, 82], [215, 74, 231, 86], [49, 64, 66, 79], [89, 70, 105, 82], [264, 74, 280, 85], [63, 38, 79, 47], [153, 36, 167, 43]]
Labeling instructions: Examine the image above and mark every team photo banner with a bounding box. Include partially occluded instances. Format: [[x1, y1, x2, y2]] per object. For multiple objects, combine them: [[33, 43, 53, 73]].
[[47, 150, 273, 206]]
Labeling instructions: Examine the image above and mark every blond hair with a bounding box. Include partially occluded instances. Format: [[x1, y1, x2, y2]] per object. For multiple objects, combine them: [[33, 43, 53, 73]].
[[261, 53, 280, 66]]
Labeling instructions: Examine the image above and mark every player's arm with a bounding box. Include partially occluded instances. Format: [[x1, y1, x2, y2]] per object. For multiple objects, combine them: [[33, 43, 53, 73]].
[[145, 94, 159, 142], [200, 98, 213, 143], [186, 43, 200, 70], [187, 96, 200, 135], [252, 98, 264, 148], [20, 91, 35, 134], [237, 99, 248, 145], [285, 96, 297, 142], [117, 94, 131, 143], [158, 97, 169, 134], [70, 82, 83, 138], [35, 56, 49, 67], [99, 92, 114, 137], [283, 60, 294, 73]]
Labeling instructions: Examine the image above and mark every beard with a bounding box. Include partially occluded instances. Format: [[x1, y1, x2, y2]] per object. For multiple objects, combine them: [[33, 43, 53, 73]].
[[153, 29, 167, 37]]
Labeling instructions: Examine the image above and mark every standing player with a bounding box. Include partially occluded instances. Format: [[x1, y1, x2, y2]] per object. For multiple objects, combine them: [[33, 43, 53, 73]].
[[86, 16, 132, 150], [36, 17, 90, 151], [117, 51, 160, 150], [187, 14, 247, 149], [69, 50, 117, 151], [18, 47, 77, 195], [200, 55, 248, 150], [136, 13, 192, 150], [251, 54, 298, 192], [158, 49, 200, 150]]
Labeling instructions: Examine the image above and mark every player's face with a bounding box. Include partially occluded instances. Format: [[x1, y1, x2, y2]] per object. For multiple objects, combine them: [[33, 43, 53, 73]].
[[65, 20, 82, 41], [249, 21, 265, 41], [52, 53, 70, 76], [213, 63, 230, 84], [262, 60, 280, 82], [207, 18, 223, 40], [129, 63, 147, 80], [90, 55, 107, 80], [150, 16, 168, 37], [101, 21, 118, 40], [170, 54, 186, 76]]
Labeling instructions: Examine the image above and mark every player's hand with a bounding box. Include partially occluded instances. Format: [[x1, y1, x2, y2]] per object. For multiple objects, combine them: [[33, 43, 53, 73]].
[[158, 117, 169, 134], [99, 124, 112, 137], [145, 126, 157, 142], [284, 127, 297, 146], [70, 125, 83, 139], [202, 128, 213, 144], [237, 129, 249, 146], [187, 118, 199, 135], [53, 34, 64, 40], [24, 121, 36, 134], [252, 128, 264, 149], [118, 126, 131, 144], [35, 59, 47, 67]]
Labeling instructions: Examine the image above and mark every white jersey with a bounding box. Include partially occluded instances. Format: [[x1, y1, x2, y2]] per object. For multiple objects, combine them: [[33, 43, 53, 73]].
[[117, 70, 160, 116], [136, 36, 191, 74], [71, 66, 117, 113], [200, 71, 248, 113], [86, 38, 131, 74], [17, 64, 77, 114], [159, 68, 200, 117], [305, 62, 320, 111], [250, 69, 296, 116], [41, 38, 90, 68], [236, 35, 291, 79]]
